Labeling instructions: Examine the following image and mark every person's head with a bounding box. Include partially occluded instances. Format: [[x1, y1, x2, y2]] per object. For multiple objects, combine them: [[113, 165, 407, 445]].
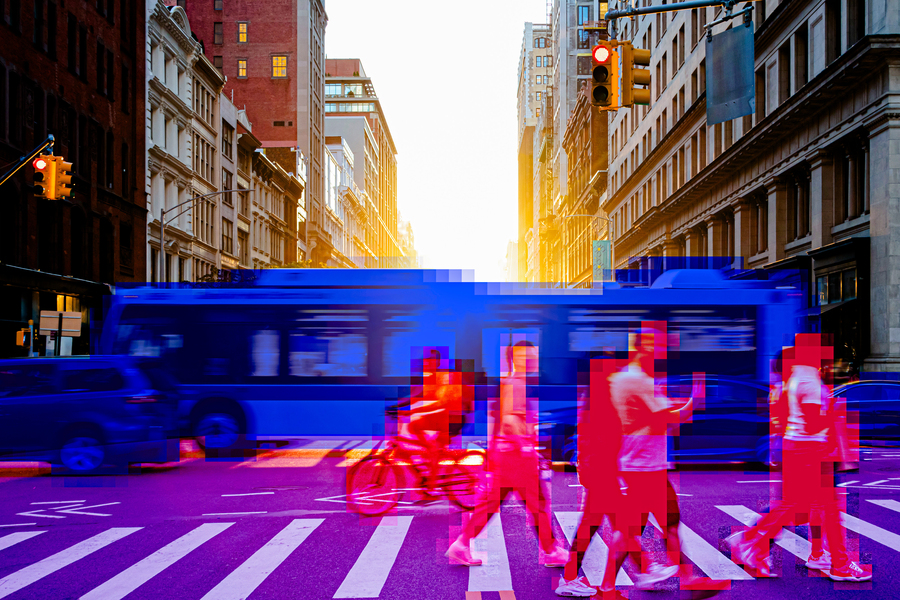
[[629, 322, 664, 372], [423, 348, 441, 375], [509, 340, 538, 374]]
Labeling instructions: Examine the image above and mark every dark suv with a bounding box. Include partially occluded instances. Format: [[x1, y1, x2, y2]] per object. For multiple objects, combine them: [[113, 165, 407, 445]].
[[0, 356, 180, 473]]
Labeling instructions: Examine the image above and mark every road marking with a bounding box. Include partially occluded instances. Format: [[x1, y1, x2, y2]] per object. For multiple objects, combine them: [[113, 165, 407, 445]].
[[81, 523, 234, 600], [333, 515, 413, 598], [30, 500, 86, 504], [867, 499, 900, 514], [0, 531, 45, 552], [865, 480, 890, 486], [468, 514, 513, 592], [736, 480, 782, 484], [202, 511, 267, 516], [57, 502, 120, 517], [0, 524, 37, 528], [646, 514, 753, 580], [221, 492, 275, 497], [15, 510, 65, 519], [716, 505, 811, 561], [840, 512, 900, 552], [200, 519, 324, 600], [0, 527, 140, 599], [837, 480, 859, 487], [555, 512, 633, 586]]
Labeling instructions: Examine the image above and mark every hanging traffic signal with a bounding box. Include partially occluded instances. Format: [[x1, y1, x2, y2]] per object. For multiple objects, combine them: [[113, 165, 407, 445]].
[[33, 155, 56, 200], [55, 158, 74, 200], [621, 42, 652, 107], [591, 42, 619, 108]]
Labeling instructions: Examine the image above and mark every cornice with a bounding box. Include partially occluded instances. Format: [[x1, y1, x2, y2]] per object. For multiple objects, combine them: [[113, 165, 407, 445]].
[[152, 3, 199, 55]]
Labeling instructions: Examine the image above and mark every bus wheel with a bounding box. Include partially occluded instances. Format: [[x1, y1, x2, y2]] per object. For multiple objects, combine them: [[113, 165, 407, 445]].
[[195, 410, 242, 450], [57, 430, 106, 474]]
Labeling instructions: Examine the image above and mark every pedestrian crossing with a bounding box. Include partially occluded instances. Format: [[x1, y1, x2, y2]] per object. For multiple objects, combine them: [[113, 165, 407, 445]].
[[1, 502, 899, 599]]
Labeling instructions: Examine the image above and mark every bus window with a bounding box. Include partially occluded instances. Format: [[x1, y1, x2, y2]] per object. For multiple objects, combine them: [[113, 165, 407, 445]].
[[288, 330, 367, 377], [250, 330, 280, 377]]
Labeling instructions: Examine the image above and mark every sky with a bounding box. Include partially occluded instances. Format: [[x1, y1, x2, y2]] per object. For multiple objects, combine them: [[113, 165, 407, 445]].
[[323, 0, 549, 282]]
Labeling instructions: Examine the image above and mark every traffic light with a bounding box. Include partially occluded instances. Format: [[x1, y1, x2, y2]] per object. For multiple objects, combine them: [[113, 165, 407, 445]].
[[591, 42, 619, 108], [621, 42, 652, 107], [33, 155, 56, 200], [55, 158, 74, 200]]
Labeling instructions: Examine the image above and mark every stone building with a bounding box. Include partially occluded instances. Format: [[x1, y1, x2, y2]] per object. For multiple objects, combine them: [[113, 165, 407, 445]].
[[0, 0, 145, 357], [605, 0, 900, 372], [324, 137, 362, 268]]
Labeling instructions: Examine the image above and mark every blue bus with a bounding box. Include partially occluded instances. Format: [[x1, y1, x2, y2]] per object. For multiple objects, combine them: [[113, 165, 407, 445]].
[[98, 268, 805, 460]]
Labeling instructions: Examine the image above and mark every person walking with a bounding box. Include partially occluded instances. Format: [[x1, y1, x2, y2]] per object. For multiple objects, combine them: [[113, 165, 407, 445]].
[[447, 340, 568, 567], [727, 334, 871, 582]]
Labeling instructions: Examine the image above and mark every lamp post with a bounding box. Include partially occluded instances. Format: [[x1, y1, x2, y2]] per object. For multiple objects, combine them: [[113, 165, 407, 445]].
[[159, 188, 254, 283], [560, 213, 613, 287]]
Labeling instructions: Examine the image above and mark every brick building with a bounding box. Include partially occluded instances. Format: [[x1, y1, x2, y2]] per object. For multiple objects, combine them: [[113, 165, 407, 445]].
[[0, 0, 145, 357], [605, 0, 900, 373], [177, 0, 326, 263]]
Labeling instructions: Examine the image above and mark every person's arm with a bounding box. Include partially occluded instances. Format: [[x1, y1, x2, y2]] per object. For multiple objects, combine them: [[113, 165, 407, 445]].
[[648, 373, 702, 427]]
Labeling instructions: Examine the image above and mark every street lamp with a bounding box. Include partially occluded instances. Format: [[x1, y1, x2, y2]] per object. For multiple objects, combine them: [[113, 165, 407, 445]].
[[159, 188, 254, 283]]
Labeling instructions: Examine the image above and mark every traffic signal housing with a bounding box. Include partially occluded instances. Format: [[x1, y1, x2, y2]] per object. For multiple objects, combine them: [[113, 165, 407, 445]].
[[32, 155, 56, 200], [621, 42, 652, 107], [591, 42, 619, 108], [55, 158, 74, 200]]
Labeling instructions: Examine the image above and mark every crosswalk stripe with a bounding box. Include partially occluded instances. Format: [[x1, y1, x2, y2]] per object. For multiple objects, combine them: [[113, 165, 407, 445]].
[[555, 512, 633, 586], [199, 519, 324, 600], [866, 499, 900, 514], [0, 527, 141, 599], [715, 505, 812, 560], [468, 514, 513, 592], [333, 515, 413, 598], [0, 531, 45, 552], [644, 514, 754, 580], [80, 523, 234, 600], [840, 512, 900, 552]]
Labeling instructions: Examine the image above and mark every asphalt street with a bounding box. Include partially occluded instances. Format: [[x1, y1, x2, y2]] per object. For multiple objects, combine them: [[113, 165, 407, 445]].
[[0, 440, 898, 600]]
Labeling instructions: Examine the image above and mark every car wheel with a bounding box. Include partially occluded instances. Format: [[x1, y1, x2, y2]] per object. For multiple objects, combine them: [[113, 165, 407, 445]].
[[195, 411, 242, 450], [59, 435, 106, 474]]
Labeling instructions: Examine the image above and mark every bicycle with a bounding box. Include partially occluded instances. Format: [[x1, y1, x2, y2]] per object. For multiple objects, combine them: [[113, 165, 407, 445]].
[[346, 411, 485, 516]]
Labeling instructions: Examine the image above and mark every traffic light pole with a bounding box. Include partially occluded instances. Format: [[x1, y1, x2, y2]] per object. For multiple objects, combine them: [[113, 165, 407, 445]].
[[0, 134, 55, 189], [604, 0, 762, 35], [158, 188, 254, 283]]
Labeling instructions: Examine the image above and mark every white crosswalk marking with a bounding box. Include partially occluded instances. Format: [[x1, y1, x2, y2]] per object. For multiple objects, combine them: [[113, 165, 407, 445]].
[[840, 512, 900, 552], [555, 512, 633, 586], [468, 514, 513, 592], [80, 522, 235, 600], [0, 527, 141, 599], [333, 515, 413, 598], [715, 505, 812, 560], [0, 531, 45, 553], [867, 498, 900, 514], [200, 519, 324, 600], [646, 514, 754, 580]]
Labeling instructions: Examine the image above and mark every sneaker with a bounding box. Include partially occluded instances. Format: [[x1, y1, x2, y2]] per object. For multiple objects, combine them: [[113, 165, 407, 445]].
[[805, 550, 832, 570], [445, 538, 482, 566], [634, 562, 679, 589], [826, 561, 872, 582], [543, 543, 570, 567], [554, 575, 597, 597], [725, 532, 776, 578]]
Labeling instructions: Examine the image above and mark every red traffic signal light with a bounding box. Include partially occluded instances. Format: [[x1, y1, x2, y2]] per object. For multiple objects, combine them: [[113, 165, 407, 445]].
[[591, 43, 619, 108], [593, 44, 612, 64], [33, 157, 49, 171], [33, 155, 56, 199]]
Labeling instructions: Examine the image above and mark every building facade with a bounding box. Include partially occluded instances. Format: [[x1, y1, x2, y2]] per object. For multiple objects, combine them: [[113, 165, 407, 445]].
[[0, 0, 146, 357], [325, 59, 402, 268], [178, 0, 326, 264], [605, 0, 900, 372]]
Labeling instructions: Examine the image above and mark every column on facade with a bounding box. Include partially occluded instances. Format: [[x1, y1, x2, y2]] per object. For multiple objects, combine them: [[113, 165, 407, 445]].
[[683, 229, 697, 260], [799, 167, 811, 238], [865, 113, 900, 371], [706, 215, 724, 262], [766, 176, 789, 264], [732, 200, 753, 269], [662, 237, 681, 271], [859, 132, 871, 215], [809, 150, 835, 248]]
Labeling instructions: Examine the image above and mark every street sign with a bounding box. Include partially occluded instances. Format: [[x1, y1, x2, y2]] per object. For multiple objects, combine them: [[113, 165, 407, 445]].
[[38, 311, 82, 337], [593, 240, 611, 282], [707, 21, 755, 126]]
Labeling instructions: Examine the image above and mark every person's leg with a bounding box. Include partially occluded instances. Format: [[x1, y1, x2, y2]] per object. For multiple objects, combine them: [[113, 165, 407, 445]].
[[517, 454, 558, 553], [563, 485, 604, 581]]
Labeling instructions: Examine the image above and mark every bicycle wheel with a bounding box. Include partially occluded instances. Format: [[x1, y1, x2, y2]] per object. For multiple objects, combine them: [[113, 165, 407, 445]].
[[346, 455, 404, 516], [440, 450, 485, 510]]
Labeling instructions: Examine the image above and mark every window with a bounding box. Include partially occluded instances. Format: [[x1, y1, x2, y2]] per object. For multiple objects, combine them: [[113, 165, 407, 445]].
[[236, 59, 247, 78], [536, 91, 542, 102], [97, 41, 105, 95], [536, 56, 542, 67], [238, 21, 247, 43], [67, 14, 77, 73], [325, 83, 340, 96], [213, 55, 223, 72], [577, 29, 591, 49], [214, 0, 222, 10], [222, 218, 233, 254], [222, 169, 233, 205], [214, 22, 223, 44], [578, 5, 590, 25], [272, 55, 287, 78], [121, 64, 129, 112], [536, 74, 541, 84], [222, 122, 233, 158]]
